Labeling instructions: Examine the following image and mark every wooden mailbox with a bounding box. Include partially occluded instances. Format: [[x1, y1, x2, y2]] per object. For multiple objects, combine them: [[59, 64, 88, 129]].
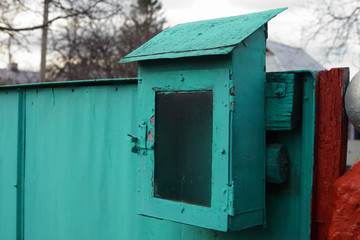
[[121, 8, 286, 231], [1, 8, 348, 239]]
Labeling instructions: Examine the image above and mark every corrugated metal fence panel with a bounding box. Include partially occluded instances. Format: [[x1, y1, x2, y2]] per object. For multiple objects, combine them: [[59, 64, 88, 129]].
[[24, 85, 139, 239], [19, 83, 239, 240], [0, 77, 316, 239], [0, 90, 18, 239]]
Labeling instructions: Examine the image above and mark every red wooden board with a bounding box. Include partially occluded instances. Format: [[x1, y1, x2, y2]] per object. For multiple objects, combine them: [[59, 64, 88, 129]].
[[311, 68, 349, 239]]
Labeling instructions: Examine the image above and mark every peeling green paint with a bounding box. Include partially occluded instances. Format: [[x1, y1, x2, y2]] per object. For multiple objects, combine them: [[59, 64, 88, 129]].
[[266, 73, 302, 130], [120, 8, 287, 63]]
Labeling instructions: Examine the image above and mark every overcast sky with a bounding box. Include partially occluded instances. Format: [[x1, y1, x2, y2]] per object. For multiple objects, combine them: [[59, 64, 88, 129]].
[[0, 0, 357, 77], [161, 0, 306, 44], [160, 0, 357, 77]]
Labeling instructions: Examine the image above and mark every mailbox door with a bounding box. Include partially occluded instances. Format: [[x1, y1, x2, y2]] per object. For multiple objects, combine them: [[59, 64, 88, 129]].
[[137, 68, 231, 231]]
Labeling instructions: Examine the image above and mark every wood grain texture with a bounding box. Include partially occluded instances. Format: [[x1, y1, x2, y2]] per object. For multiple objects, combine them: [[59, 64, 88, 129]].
[[311, 68, 349, 240], [120, 8, 286, 63], [266, 72, 301, 130], [266, 144, 288, 183]]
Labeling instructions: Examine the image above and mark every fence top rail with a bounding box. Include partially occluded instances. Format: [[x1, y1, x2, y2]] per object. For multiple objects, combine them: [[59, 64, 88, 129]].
[[0, 78, 139, 90]]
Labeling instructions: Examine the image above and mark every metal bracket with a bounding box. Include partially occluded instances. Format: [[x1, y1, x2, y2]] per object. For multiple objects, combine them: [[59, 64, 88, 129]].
[[138, 121, 147, 149]]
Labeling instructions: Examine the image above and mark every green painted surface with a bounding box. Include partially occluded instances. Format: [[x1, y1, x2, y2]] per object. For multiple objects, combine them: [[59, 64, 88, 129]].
[[0, 70, 316, 239], [266, 144, 288, 184], [133, 24, 270, 231], [266, 73, 301, 130], [229, 27, 266, 230], [227, 71, 316, 239], [123, 10, 284, 230], [120, 8, 286, 63], [17, 89, 25, 239], [0, 90, 18, 239], [0, 78, 138, 89], [137, 66, 232, 231], [23, 84, 138, 239]]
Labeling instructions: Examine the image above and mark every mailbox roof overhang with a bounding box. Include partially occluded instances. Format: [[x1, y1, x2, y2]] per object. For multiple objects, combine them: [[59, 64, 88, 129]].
[[120, 8, 287, 63]]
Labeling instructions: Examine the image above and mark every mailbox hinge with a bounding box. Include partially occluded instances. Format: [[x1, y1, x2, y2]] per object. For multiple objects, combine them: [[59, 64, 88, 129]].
[[229, 77, 235, 112], [228, 183, 235, 216]]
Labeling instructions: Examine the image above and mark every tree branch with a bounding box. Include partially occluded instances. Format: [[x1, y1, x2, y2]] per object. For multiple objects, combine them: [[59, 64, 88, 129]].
[[0, 0, 123, 32]]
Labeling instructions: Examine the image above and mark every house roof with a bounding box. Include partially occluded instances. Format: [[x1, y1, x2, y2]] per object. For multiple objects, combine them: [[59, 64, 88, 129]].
[[0, 68, 39, 85], [120, 8, 287, 63], [266, 41, 324, 71]]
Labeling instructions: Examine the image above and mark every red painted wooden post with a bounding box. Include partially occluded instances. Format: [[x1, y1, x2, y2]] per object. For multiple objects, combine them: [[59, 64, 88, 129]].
[[328, 160, 360, 240], [311, 68, 349, 239]]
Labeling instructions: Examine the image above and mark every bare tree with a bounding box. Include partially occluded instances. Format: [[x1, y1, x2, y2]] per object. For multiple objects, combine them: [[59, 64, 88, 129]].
[[0, 0, 125, 83], [48, 0, 166, 81], [118, 0, 166, 77], [47, 18, 123, 80], [0, 1, 29, 53], [0, 0, 124, 33], [304, 0, 360, 65]]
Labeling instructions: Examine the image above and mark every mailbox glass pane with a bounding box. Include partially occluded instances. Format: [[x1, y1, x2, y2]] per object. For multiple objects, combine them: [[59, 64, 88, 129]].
[[154, 91, 213, 207]]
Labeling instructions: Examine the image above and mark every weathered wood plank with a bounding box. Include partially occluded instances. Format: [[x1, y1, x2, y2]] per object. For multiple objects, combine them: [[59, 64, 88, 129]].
[[266, 72, 301, 130], [266, 144, 288, 183], [311, 68, 349, 240]]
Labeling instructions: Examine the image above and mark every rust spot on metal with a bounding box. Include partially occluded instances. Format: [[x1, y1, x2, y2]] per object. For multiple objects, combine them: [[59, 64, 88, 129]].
[[230, 86, 235, 96], [231, 102, 235, 107], [147, 128, 154, 142], [127, 134, 137, 138], [150, 115, 155, 126], [151, 173, 155, 196], [127, 134, 138, 143]]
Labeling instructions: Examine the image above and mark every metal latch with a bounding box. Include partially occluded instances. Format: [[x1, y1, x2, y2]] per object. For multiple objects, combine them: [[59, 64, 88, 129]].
[[127, 134, 139, 153], [128, 120, 149, 155]]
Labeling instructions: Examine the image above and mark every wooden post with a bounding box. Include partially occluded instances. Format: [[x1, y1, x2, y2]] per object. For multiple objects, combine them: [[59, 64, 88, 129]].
[[311, 68, 349, 239], [39, 0, 50, 83]]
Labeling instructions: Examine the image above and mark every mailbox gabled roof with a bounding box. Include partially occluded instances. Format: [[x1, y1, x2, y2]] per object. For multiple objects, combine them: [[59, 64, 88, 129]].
[[120, 8, 287, 63]]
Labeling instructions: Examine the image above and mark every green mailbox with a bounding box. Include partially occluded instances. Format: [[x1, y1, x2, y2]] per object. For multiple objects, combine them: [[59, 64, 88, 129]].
[[121, 8, 286, 232]]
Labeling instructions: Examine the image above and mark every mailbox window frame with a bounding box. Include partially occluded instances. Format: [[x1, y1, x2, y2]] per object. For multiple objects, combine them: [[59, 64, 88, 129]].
[[137, 68, 231, 231]]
